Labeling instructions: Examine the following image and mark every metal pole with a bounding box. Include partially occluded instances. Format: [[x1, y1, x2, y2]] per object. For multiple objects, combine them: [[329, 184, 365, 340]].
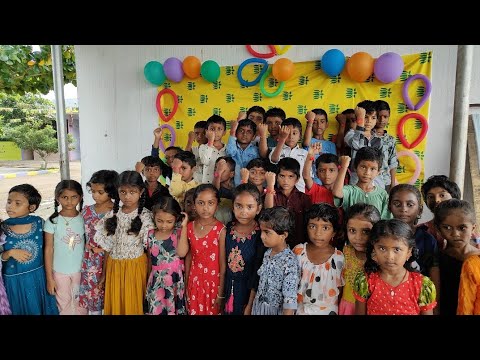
[[51, 45, 70, 180], [450, 45, 474, 197]]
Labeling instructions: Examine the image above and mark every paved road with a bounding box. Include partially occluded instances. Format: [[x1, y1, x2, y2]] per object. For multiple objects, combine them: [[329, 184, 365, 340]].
[[0, 161, 81, 220]]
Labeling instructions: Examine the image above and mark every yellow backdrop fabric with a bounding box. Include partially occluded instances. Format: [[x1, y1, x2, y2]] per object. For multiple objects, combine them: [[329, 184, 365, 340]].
[[156, 51, 432, 187]]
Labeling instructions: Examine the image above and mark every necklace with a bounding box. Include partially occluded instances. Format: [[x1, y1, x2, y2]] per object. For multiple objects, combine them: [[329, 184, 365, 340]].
[[385, 270, 409, 297], [60, 215, 75, 226], [197, 220, 216, 231]]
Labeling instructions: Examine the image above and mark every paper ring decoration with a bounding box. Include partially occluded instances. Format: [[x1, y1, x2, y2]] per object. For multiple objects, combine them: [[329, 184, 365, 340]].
[[155, 88, 178, 122], [274, 45, 292, 55], [246, 45, 276, 59], [397, 113, 429, 150], [397, 150, 421, 185], [237, 58, 269, 87], [259, 66, 285, 98], [402, 74, 432, 111], [157, 123, 176, 154]]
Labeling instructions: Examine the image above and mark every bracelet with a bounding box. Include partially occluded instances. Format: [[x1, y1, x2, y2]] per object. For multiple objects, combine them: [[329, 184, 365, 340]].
[[264, 188, 276, 195], [214, 172, 219, 178], [241, 179, 247, 184], [217, 295, 225, 299], [309, 156, 315, 161], [208, 141, 213, 146]]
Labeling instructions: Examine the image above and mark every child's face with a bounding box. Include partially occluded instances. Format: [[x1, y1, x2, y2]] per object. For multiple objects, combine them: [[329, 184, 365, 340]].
[[277, 169, 298, 193], [356, 160, 380, 184], [179, 162, 195, 182], [437, 209, 476, 249], [285, 125, 301, 148], [194, 127, 207, 144], [154, 210, 177, 233], [390, 190, 421, 227], [164, 150, 178, 167], [89, 183, 111, 206], [208, 123, 226, 142], [265, 116, 282, 138], [58, 189, 82, 212], [259, 221, 286, 249], [184, 194, 196, 220], [347, 215, 373, 253], [426, 186, 452, 212], [363, 112, 377, 132], [307, 217, 335, 249], [248, 111, 264, 126], [143, 165, 161, 182], [317, 162, 339, 186], [312, 114, 328, 136], [236, 125, 255, 146], [6, 192, 35, 218], [194, 190, 218, 220], [249, 167, 266, 187], [372, 236, 412, 273], [233, 192, 261, 225], [119, 185, 142, 209], [376, 110, 390, 129]]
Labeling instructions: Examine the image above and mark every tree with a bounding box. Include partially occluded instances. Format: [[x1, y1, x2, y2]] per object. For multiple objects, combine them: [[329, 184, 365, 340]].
[[0, 92, 75, 169], [0, 45, 76, 95]]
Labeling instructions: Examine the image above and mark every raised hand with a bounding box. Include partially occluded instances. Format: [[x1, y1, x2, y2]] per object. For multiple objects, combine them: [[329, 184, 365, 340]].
[[257, 123, 268, 138], [188, 131, 195, 143], [339, 155, 351, 169], [180, 212, 189, 227], [354, 106, 366, 125], [278, 125, 291, 142], [216, 159, 227, 174], [206, 129, 215, 143], [240, 168, 250, 183], [237, 111, 247, 121], [265, 171, 276, 187], [305, 111, 315, 123], [307, 142, 322, 156], [171, 158, 183, 174], [230, 120, 238, 134], [135, 161, 145, 173], [336, 113, 346, 125], [153, 127, 163, 141]]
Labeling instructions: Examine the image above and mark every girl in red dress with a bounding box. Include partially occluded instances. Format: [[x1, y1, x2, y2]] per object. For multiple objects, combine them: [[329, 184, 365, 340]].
[[353, 219, 437, 315], [177, 184, 226, 315]]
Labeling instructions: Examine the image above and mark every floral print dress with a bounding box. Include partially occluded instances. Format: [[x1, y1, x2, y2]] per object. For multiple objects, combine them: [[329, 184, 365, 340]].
[[79, 205, 107, 313], [144, 228, 186, 315], [224, 221, 261, 315]]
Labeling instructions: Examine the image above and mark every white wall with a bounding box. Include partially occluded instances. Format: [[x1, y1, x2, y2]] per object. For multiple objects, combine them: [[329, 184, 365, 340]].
[[75, 45, 459, 220]]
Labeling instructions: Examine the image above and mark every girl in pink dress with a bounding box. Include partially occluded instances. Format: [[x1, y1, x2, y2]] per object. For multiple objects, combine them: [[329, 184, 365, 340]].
[[177, 184, 226, 315], [353, 219, 437, 315]]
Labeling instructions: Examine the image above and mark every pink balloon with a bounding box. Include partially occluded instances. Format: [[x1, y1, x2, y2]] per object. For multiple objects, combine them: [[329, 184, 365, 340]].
[[163, 57, 184, 83], [374, 52, 404, 84]]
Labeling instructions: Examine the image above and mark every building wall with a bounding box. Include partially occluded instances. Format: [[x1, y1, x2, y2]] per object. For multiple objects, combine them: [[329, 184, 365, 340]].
[[75, 45, 465, 220]]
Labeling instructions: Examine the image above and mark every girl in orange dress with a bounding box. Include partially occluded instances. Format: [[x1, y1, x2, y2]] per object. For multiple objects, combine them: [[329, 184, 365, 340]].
[[434, 199, 480, 315], [177, 184, 226, 315]]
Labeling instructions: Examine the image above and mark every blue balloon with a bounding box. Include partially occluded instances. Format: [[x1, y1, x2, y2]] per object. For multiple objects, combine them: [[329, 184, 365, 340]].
[[144, 61, 166, 86], [321, 49, 346, 77]]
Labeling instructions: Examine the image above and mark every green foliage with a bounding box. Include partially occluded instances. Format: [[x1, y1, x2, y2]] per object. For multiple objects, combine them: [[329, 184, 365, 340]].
[[0, 92, 74, 169], [0, 45, 76, 95]]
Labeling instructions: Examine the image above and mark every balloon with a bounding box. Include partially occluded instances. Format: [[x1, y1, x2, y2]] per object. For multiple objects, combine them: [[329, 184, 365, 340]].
[[346, 52, 374, 82], [155, 88, 178, 122], [163, 57, 184, 83], [182, 56, 201, 79], [157, 124, 176, 154], [237, 58, 268, 87], [397, 113, 428, 149], [402, 74, 432, 111], [259, 66, 285, 98], [321, 49, 346, 77], [274, 45, 292, 55], [143, 61, 165, 86], [201, 60, 221, 83], [272, 58, 295, 81], [374, 52, 404, 83], [246, 45, 276, 58], [397, 150, 422, 185]]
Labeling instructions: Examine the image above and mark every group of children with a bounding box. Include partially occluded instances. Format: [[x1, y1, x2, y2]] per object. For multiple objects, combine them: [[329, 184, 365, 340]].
[[1, 100, 479, 315]]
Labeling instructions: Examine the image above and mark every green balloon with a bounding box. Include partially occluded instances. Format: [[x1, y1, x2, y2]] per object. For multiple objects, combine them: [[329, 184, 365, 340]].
[[144, 61, 166, 86], [201, 60, 220, 83]]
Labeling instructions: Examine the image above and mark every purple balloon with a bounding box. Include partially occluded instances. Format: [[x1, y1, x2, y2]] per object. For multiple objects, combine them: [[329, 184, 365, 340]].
[[374, 52, 404, 84], [402, 74, 432, 111], [163, 57, 184, 83]]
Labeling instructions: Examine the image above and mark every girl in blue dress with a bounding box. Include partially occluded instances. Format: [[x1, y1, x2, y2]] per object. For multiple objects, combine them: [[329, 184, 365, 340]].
[[1, 184, 58, 315]]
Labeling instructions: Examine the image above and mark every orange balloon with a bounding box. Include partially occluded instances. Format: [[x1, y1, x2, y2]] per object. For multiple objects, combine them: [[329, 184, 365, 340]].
[[182, 56, 201, 79], [346, 52, 374, 82], [272, 58, 295, 81]]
